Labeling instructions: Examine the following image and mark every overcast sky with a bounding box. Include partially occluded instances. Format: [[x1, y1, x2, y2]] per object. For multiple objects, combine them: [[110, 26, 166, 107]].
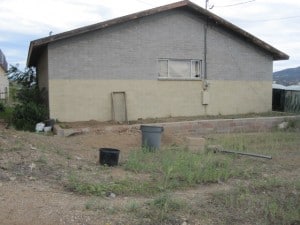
[[0, 0, 299, 72]]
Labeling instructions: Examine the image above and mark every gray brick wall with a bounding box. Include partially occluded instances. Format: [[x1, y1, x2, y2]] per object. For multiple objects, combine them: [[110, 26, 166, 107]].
[[48, 9, 205, 80], [207, 25, 272, 81], [48, 8, 272, 81]]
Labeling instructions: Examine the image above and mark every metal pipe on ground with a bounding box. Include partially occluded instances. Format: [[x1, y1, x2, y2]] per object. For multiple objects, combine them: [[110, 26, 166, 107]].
[[217, 149, 272, 159]]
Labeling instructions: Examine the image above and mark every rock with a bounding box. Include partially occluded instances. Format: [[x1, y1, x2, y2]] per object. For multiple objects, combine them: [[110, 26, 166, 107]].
[[28, 176, 36, 181], [9, 177, 16, 181], [106, 192, 116, 198], [109, 192, 116, 198], [278, 122, 288, 130], [29, 163, 36, 171], [181, 222, 188, 225], [30, 145, 37, 150], [75, 156, 82, 160], [56, 127, 91, 137]]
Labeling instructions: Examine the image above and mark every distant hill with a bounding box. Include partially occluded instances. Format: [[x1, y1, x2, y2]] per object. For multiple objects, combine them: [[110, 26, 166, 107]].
[[273, 66, 300, 86]]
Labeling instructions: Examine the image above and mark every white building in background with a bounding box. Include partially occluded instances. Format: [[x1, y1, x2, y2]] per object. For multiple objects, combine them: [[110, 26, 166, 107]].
[[0, 49, 9, 100]]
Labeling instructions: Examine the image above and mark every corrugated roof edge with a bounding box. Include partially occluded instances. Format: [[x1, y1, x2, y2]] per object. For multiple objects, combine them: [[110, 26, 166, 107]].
[[273, 84, 300, 91], [27, 0, 289, 67]]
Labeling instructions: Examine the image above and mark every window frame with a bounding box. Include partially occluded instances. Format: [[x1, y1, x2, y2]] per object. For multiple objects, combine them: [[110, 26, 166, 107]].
[[157, 58, 202, 80]]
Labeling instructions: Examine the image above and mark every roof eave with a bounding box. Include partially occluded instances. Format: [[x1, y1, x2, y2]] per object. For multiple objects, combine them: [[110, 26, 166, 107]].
[[27, 0, 289, 66], [27, 0, 190, 67]]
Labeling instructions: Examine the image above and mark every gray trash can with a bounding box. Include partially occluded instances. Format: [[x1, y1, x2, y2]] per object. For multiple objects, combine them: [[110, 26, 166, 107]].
[[140, 125, 164, 150]]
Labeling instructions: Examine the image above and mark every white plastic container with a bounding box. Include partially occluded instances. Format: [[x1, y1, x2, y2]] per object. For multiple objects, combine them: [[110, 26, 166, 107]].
[[35, 122, 45, 132], [44, 126, 52, 132]]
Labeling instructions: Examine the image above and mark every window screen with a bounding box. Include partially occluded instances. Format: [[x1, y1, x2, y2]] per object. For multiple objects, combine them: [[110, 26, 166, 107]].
[[158, 59, 202, 79], [169, 60, 190, 78]]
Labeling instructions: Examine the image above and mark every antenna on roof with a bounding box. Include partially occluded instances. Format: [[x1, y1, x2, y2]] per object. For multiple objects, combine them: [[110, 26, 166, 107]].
[[205, 0, 214, 10]]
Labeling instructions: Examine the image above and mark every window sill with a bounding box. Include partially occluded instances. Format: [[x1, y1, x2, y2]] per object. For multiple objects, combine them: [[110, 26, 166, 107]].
[[158, 77, 202, 81]]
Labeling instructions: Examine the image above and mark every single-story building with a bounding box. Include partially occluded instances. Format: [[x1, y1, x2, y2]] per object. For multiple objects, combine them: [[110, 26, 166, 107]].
[[0, 49, 9, 101], [272, 84, 300, 113], [27, 0, 289, 122]]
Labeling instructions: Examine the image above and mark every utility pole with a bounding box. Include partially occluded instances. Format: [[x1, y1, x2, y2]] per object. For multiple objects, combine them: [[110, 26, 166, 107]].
[[203, 0, 209, 80], [205, 0, 208, 9]]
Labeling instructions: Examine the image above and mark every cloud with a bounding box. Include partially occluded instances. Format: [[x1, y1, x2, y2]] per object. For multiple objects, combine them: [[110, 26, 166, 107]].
[[211, 0, 300, 71], [0, 0, 113, 35]]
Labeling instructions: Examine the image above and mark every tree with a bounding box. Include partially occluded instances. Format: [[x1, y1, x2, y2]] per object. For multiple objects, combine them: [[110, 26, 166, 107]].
[[6, 65, 47, 131], [7, 65, 37, 88]]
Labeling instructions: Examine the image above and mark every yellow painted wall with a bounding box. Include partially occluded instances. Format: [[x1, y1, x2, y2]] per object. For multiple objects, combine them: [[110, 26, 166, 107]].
[[0, 66, 9, 99], [206, 80, 272, 115], [49, 79, 271, 122]]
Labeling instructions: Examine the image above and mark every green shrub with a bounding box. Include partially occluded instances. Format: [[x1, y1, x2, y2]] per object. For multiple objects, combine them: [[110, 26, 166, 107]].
[[7, 65, 48, 131], [12, 102, 47, 131], [16, 87, 46, 105]]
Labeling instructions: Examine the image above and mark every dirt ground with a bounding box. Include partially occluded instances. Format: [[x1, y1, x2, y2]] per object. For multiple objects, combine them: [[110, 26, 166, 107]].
[[0, 120, 299, 225], [0, 122, 188, 225]]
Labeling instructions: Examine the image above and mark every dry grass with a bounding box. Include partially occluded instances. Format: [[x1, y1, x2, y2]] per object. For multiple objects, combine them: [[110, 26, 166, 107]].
[[0, 122, 299, 224]]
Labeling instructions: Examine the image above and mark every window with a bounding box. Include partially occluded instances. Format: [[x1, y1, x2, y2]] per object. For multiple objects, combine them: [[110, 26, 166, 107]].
[[158, 59, 202, 79]]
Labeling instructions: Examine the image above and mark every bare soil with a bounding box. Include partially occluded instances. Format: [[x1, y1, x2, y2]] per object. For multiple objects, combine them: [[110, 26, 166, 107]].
[[0, 121, 299, 225], [0, 123, 186, 225]]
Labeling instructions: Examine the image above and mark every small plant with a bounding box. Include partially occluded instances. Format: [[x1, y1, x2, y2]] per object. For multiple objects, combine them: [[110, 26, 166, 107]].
[[125, 201, 140, 213], [35, 155, 48, 165], [144, 193, 186, 222], [285, 118, 300, 131]]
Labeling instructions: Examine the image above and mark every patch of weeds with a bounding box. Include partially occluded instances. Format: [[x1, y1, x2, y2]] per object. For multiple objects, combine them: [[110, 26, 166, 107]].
[[206, 132, 300, 160], [55, 149, 72, 160], [285, 118, 300, 131], [125, 147, 234, 190], [85, 198, 119, 214], [143, 193, 186, 223], [125, 200, 140, 213], [124, 147, 160, 173], [35, 155, 48, 165], [5, 146, 23, 152], [85, 199, 95, 210], [207, 178, 300, 225], [66, 174, 159, 196], [85, 198, 105, 210]]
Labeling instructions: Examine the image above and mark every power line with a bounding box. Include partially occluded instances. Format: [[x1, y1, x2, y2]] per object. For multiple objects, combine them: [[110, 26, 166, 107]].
[[239, 15, 300, 23], [214, 0, 255, 8]]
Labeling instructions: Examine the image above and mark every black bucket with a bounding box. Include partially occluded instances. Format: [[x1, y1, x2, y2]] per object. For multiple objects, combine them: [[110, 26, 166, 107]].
[[99, 148, 120, 166]]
